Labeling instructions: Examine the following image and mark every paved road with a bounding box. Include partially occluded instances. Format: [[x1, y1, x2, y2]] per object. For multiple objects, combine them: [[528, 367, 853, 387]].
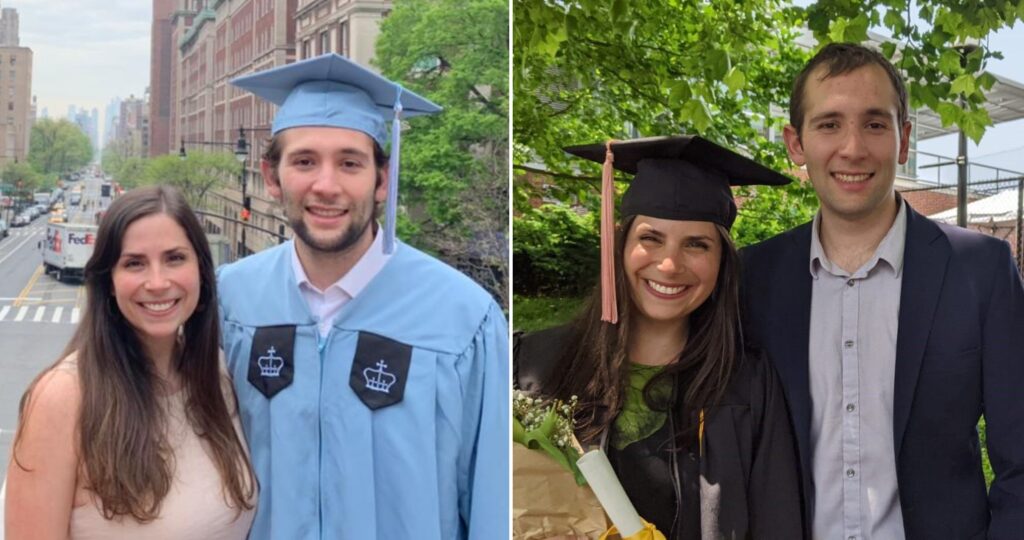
[[0, 177, 104, 492]]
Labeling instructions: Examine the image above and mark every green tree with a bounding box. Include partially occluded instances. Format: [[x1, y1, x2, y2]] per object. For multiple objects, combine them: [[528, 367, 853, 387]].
[[513, 0, 816, 258], [375, 0, 509, 306], [29, 118, 93, 176], [102, 138, 145, 188], [141, 150, 239, 208], [1, 161, 45, 201]]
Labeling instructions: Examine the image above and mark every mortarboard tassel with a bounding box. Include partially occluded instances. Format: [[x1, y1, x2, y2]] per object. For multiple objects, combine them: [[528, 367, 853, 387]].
[[600, 140, 618, 324], [384, 86, 404, 255]]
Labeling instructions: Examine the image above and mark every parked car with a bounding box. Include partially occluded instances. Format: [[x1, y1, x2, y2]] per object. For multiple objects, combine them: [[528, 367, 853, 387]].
[[0, 219, 7, 238], [12, 213, 30, 227]]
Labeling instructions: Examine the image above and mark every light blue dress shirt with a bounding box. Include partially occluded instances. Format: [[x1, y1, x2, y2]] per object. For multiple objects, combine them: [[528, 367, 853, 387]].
[[808, 202, 907, 540]]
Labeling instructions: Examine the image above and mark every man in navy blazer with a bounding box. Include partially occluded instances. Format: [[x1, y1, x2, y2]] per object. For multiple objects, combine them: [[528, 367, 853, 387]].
[[741, 43, 1024, 539]]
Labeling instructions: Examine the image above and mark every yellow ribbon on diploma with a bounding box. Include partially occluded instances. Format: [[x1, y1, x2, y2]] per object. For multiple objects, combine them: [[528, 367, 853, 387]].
[[598, 519, 667, 540]]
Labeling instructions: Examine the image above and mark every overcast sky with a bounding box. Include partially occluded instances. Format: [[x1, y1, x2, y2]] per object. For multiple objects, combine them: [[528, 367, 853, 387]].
[[16, 0, 150, 130]]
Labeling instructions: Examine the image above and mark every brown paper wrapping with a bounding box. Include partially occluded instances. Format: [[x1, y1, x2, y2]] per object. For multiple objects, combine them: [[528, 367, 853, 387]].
[[513, 444, 609, 539]]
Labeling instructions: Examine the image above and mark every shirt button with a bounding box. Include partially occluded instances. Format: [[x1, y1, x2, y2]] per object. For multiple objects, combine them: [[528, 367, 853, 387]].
[[847, 468, 856, 478], [847, 403, 856, 412], [846, 279, 855, 287], [844, 340, 854, 348]]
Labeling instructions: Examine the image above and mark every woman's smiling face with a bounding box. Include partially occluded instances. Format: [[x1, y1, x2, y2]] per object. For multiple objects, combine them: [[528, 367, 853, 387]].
[[622, 215, 721, 325]]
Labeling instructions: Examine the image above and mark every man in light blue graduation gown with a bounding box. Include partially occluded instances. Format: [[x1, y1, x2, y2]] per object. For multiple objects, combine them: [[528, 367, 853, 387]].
[[216, 53, 509, 540]]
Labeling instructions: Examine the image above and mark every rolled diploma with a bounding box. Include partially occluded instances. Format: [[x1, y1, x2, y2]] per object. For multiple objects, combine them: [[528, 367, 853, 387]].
[[576, 449, 644, 537]]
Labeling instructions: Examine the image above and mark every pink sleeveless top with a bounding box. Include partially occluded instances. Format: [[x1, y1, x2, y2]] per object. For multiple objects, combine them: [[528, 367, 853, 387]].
[[69, 382, 256, 539]]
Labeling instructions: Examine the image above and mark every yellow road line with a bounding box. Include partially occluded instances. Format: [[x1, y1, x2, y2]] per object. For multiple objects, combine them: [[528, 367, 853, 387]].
[[77, 283, 85, 309], [24, 298, 83, 306], [14, 265, 44, 307]]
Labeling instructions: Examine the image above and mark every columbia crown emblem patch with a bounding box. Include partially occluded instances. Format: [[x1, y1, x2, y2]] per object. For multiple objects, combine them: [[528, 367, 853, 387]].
[[259, 347, 285, 378], [248, 325, 296, 399], [350, 332, 412, 410], [363, 360, 397, 393]]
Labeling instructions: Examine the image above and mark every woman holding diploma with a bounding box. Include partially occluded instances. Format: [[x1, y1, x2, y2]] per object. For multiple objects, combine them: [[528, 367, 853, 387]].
[[515, 136, 804, 539]]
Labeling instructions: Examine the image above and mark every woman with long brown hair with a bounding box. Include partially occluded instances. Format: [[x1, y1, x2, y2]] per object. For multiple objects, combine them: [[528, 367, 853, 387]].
[[515, 137, 805, 539], [5, 185, 256, 539]]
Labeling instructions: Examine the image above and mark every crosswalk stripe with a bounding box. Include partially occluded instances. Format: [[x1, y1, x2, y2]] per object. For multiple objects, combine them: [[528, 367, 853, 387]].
[[0, 304, 84, 324]]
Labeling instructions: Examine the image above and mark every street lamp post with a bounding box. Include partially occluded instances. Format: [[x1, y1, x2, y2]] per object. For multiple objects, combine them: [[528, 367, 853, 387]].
[[234, 127, 250, 257], [179, 129, 252, 260], [954, 40, 980, 229]]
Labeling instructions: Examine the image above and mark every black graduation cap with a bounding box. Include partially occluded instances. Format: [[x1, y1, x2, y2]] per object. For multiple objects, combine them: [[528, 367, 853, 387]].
[[562, 135, 791, 324], [563, 136, 790, 229]]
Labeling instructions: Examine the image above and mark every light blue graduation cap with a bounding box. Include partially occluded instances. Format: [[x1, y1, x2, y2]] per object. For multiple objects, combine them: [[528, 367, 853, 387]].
[[230, 53, 442, 254]]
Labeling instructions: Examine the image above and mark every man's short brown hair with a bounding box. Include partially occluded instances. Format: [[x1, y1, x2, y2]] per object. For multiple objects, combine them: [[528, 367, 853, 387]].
[[261, 132, 389, 178], [789, 42, 909, 135]]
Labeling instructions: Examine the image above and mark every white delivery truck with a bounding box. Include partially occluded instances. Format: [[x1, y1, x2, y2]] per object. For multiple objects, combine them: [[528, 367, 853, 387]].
[[42, 222, 97, 282]]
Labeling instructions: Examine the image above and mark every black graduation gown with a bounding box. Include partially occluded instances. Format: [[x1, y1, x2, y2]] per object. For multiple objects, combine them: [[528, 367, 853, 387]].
[[514, 325, 806, 540]]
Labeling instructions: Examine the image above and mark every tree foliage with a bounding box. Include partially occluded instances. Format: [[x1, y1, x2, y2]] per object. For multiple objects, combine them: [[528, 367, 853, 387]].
[[1, 161, 47, 199], [375, 0, 509, 306], [29, 118, 92, 176], [140, 151, 239, 209], [102, 138, 146, 189], [513, 0, 815, 256]]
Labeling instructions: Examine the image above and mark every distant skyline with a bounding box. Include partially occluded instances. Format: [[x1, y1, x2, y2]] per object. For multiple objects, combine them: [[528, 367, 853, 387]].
[[15, 0, 150, 141]]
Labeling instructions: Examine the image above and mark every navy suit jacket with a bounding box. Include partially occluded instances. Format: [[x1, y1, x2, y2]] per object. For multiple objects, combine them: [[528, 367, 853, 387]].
[[740, 202, 1024, 539]]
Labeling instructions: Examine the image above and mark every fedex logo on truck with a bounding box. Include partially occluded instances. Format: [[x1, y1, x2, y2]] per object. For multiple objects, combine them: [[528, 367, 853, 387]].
[[67, 232, 95, 245]]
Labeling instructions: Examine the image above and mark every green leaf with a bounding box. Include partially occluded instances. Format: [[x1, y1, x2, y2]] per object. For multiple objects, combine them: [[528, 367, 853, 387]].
[[919, 5, 933, 22], [724, 67, 746, 93], [911, 81, 939, 110], [880, 41, 897, 60], [611, 0, 627, 21], [936, 102, 962, 127], [708, 48, 730, 80], [683, 99, 713, 133], [828, 17, 848, 43], [939, 49, 963, 76], [668, 80, 692, 107], [951, 74, 976, 96], [883, 8, 905, 33], [977, 72, 997, 91], [961, 107, 993, 144], [844, 14, 870, 42]]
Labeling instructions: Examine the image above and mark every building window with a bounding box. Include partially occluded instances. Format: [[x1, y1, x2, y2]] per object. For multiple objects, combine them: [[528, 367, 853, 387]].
[[320, 31, 330, 55], [302, 39, 311, 59], [337, 22, 349, 57]]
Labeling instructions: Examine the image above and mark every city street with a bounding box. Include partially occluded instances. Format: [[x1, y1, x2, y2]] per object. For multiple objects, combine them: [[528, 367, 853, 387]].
[[0, 175, 104, 487]]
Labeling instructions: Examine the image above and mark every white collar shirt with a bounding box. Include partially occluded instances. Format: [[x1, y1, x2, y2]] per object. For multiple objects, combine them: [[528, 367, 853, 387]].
[[291, 229, 393, 338]]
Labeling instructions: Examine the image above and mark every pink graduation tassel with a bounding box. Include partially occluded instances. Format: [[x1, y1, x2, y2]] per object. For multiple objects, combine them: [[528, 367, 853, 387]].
[[600, 140, 618, 324]]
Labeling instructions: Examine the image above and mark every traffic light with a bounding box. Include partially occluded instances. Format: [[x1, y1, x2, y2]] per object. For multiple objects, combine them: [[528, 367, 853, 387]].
[[240, 196, 252, 222]]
